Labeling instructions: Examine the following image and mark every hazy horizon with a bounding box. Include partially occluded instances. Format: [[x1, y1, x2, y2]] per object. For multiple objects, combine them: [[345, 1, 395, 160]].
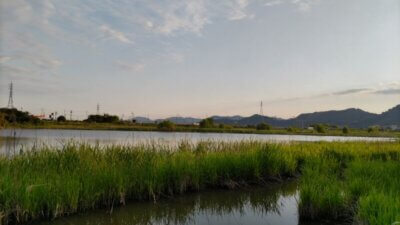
[[1, 0, 399, 120]]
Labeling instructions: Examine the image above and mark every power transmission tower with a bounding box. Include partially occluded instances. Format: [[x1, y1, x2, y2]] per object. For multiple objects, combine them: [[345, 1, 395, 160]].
[[70, 110, 73, 120], [97, 103, 100, 115], [7, 82, 14, 108]]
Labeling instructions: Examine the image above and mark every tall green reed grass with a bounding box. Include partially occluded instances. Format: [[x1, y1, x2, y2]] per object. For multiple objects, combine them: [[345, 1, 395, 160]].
[[0, 141, 298, 224], [0, 140, 399, 224], [298, 141, 400, 225]]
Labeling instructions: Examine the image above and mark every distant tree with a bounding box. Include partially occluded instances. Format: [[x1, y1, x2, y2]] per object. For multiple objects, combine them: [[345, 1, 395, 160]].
[[246, 125, 256, 129], [85, 114, 119, 123], [314, 124, 325, 133], [157, 120, 175, 130], [0, 108, 37, 124], [256, 123, 271, 130], [0, 113, 6, 128], [342, 126, 349, 134], [368, 126, 380, 133], [8, 113, 17, 123], [219, 124, 233, 129], [57, 115, 66, 122], [200, 118, 215, 128], [286, 127, 298, 132]]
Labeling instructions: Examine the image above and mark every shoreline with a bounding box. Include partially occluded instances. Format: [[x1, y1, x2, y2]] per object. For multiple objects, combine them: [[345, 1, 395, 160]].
[[4, 123, 399, 138]]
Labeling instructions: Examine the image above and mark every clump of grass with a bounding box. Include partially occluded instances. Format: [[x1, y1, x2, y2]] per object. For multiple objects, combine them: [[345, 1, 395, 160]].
[[299, 157, 350, 220], [298, 141, 400, 224], [0, 141, 298, 224], [357, 192, 400, 225]]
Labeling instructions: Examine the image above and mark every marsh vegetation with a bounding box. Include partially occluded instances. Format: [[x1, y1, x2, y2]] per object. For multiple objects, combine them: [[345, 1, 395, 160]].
[[0, 141, 399, 224]]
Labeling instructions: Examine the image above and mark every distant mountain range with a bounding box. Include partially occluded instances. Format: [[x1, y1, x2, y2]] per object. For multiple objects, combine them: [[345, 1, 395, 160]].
[[133, 104, 400, 128], [134, 116, 201, 125]]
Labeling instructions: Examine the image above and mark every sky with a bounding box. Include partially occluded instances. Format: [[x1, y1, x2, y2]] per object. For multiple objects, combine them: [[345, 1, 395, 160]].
[[0, 0, 399, 120]]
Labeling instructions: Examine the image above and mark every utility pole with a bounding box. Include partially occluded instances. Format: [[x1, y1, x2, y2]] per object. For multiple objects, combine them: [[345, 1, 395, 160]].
[[7, 81, 14, 108]]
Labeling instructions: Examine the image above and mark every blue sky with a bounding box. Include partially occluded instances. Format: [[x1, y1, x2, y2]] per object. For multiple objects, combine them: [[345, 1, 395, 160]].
[[0, 0, 399, 120]]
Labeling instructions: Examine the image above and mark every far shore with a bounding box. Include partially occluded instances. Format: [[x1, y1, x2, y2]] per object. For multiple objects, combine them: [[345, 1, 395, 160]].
[[3, 121, 399, 138]]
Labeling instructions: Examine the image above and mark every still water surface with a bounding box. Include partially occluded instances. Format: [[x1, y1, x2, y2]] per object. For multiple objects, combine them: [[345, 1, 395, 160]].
[[34, 182, 337, 225], [0, 128, 392, 154]]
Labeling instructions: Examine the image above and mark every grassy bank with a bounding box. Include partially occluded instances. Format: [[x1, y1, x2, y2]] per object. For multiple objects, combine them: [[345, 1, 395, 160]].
[[8, 120, 400, 138], [298, 144, 400, 225], [0, 141, 399, 224]]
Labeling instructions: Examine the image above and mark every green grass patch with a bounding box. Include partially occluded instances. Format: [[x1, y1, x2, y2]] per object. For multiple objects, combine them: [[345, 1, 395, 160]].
[[298, 142, 400, 224], [0, 141, 400, 224]]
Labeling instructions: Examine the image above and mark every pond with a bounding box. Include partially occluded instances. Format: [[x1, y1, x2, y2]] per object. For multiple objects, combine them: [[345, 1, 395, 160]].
[[0, 128, 393, 155]]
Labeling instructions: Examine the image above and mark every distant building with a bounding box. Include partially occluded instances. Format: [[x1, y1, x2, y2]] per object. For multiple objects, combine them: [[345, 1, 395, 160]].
[[33, 114, 46, 120], [307, 127, 314, 131]]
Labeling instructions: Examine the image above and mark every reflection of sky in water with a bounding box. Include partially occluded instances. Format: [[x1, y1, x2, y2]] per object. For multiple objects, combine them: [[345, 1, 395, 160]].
[[35, 182, 303, 225], [0, 128, 393, 155], [34, 182, 343, 225]]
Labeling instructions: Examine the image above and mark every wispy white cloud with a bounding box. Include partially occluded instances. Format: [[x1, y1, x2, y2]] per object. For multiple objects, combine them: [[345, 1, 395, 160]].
[[0, 65, 32, 75], [264, 81, 400, 103], [331, 82, 400, 96], [0, 34, 62, 77], [264, 0, 284, 7], [332, 88, 372, 96], [0, 56, 12, 63], [374, 88, 400, 95], [1, 0, 63, 74], [0, 0, 327, 84], [99, 25, 133, 44], [292, 0, 320, 12], [168, 52, 185, 63], [263, 0, 320, 12], [228, 0, 254, 20], [1, 0, 324, 50], [152, 1, 209, 35], [373, 81, 400, 95], [115, 61, 145, 72]]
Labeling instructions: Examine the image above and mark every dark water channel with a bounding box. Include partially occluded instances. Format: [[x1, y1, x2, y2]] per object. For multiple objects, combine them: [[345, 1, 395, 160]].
[[34, 182, 340, 225]]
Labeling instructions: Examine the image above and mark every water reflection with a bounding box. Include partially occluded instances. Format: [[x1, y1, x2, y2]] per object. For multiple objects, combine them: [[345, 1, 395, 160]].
[[35, 182, 342, 225], [0, 129, 393, 154], [36, 182, 300, 225]]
